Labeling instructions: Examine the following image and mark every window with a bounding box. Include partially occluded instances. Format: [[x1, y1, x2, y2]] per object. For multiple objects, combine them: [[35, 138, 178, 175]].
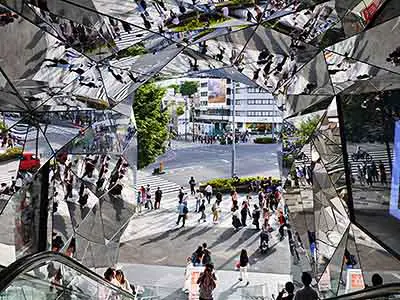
[[235, 100, 241, 105], [200, 92, 208, 97], [201, 82, 207, 87], [235, 88, 241, 94]]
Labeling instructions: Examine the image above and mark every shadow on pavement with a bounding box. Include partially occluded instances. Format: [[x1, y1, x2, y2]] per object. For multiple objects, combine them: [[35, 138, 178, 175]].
[[210, 227, 237, 248], [227, 228, 258, 250], [186, 225, 214, 241], [140, 227, 181, 246]]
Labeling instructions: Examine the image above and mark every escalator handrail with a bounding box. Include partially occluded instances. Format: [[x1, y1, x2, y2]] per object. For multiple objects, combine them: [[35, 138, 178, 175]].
[[0, 251, 136, 299], [327, 282, 400, 299]]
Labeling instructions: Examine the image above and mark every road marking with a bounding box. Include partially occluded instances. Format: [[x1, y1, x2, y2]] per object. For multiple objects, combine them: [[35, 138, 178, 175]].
[[221, 159, 230, 163]]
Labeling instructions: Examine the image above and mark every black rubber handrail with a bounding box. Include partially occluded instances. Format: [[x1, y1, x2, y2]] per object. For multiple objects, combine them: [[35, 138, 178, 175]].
[[327, 282, 400, 299], [0, 251, 135, 299]]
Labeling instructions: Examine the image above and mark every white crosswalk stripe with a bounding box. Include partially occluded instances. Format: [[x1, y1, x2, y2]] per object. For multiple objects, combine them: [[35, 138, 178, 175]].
[[295, 145, 393, 177], [114, 30, 148, 51], [121, 193, 284, 243], [136, 172, 187, 197]]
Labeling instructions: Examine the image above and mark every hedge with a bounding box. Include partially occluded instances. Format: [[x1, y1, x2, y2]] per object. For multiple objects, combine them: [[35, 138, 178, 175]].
[[200, 176, 281, 192], [0, 146, 22, 162], [254, 137, 274, 144]]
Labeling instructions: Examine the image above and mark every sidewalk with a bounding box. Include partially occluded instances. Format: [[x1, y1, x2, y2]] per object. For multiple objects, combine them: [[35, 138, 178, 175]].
[[117, 263, 292, 300]]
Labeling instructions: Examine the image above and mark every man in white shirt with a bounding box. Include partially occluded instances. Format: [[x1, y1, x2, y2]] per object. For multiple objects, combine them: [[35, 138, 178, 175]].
[[205, 184, 212, 204]]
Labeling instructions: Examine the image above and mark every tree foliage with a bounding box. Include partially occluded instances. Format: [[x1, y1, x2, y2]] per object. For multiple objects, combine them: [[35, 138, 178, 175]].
[[297, 115, 320, 145], [179, 81, 199, 96], [168, 84, 180, 94], [133, 83, 169, 169], [176, 105, 185, 116]]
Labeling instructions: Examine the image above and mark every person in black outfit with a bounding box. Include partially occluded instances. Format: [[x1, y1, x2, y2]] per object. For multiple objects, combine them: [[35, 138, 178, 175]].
[[155, 187, 162, 209], [189, 176, 196, 195], [240, 201, 251, 226], [276, 281, 295, 300], [252, 204, 261, 230]]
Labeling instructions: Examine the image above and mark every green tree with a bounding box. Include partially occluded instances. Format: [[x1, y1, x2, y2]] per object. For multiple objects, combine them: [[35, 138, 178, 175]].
[[133, 83, 169, 169], [297, 115, 320, 145], [179, 81, 199, 96], [168, 84, 180, 94], [176, 105, 185, 116]]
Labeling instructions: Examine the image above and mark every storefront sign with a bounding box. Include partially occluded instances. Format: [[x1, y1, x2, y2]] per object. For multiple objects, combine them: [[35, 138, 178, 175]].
[[189, 266, 204, 300], [318, 266, 332, 292], [346, 269, 365, 293]]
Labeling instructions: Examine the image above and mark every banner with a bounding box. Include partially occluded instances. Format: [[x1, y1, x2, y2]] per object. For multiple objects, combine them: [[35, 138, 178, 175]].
[[208, 79, 226, 104], [345, 269, 365, 293], [189, 266, 204, 300], [318, 266, 332, 292]]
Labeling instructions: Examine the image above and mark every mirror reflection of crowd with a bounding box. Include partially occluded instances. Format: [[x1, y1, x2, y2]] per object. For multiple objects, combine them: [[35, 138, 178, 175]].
[[51, 152, 132, 224]]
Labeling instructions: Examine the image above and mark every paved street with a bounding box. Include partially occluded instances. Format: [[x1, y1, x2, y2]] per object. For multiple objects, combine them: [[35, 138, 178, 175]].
[[142, 142, 280, 187], [119, 192, 295, 299]]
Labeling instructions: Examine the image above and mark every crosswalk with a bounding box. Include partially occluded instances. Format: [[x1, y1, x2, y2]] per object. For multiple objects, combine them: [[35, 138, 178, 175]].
[[136, 171, 185, 198], [114, 30, 148, 52], [121, 193, 284, 243], [295, 144, 393, 178]]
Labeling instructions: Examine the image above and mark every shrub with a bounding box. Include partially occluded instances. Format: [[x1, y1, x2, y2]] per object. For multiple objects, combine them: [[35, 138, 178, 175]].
[[0, 146, 22, 162], [254, 137, 274, 144], [200, 176, 281, 191]]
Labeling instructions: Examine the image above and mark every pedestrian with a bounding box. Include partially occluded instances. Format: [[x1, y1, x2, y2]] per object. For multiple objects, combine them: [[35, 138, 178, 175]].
[[294, 272, 318, 300], [205, 184, 213, 204], [195, 190, 203, 212], [252, 204, 261, 230], [176, 200, 188, 227], [238, 249, 250, 286], [178, 187, 185, 202], [240, 201, 251, 226], [197, 263, 217, 300], [366, 165, 373, 187], [192, 246, 204, 266], [276, 281, 295, 300], [202, 243, 212, 265], [183, 256, 193, 294], [379, 161, 387, 185], [198, 199, 207, 223], [137, 188, 143, 213], [189, 176, 196, 195], [140, 185, 146, 207], [211, 201, 220, 224], [232, 205, 242, 229], [371, 161, 379, 182], [115, 270, 133, 294], [231, 189, 238, 208], [146, 185, 153, 209], [371, 273, 383, 286], [258, 189, 265, 208], [278, 210, 288, 240], [155, 187, 162, 209], [357, 164, 365, 185]]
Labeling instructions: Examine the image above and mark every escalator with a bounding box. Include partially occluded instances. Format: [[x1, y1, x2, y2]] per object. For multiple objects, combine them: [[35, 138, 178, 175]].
[[0, 251, 148, 300], [1, 251, 400, 299]]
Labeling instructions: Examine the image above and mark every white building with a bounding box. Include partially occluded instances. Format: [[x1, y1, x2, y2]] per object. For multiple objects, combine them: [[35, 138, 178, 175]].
[[197, 78, 282, 135], [158, 77, 283, 136]]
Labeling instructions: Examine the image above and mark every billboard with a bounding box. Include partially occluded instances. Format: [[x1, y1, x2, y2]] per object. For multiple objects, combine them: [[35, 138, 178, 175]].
[[208, 79, 226, 104]]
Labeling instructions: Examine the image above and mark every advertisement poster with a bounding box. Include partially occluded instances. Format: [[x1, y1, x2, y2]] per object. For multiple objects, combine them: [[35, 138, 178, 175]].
[[189, 266, 204, 300], [318, 266, 332, 292], [345, 269, 365, 293], [390, 121, 400, 219], [208, 79, 226, 104]]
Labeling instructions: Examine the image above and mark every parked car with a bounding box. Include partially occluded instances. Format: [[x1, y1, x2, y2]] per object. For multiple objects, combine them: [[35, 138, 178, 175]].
[[19, 153, 40, 171]]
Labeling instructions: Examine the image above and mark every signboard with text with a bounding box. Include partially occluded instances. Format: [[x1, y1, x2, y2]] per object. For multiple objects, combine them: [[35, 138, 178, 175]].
[[189, 266, 204, 300], [346, 269, 365, 293]]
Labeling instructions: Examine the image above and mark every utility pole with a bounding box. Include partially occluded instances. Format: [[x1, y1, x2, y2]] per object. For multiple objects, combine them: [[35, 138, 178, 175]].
[[231, 80, 236, 178], [184, 96, 188, 141], [191, 99, 195, 142], [271, 96, 275, 142]]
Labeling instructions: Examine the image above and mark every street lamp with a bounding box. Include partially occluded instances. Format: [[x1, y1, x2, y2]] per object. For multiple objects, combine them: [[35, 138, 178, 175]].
[[230, 80, 236, 178]]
